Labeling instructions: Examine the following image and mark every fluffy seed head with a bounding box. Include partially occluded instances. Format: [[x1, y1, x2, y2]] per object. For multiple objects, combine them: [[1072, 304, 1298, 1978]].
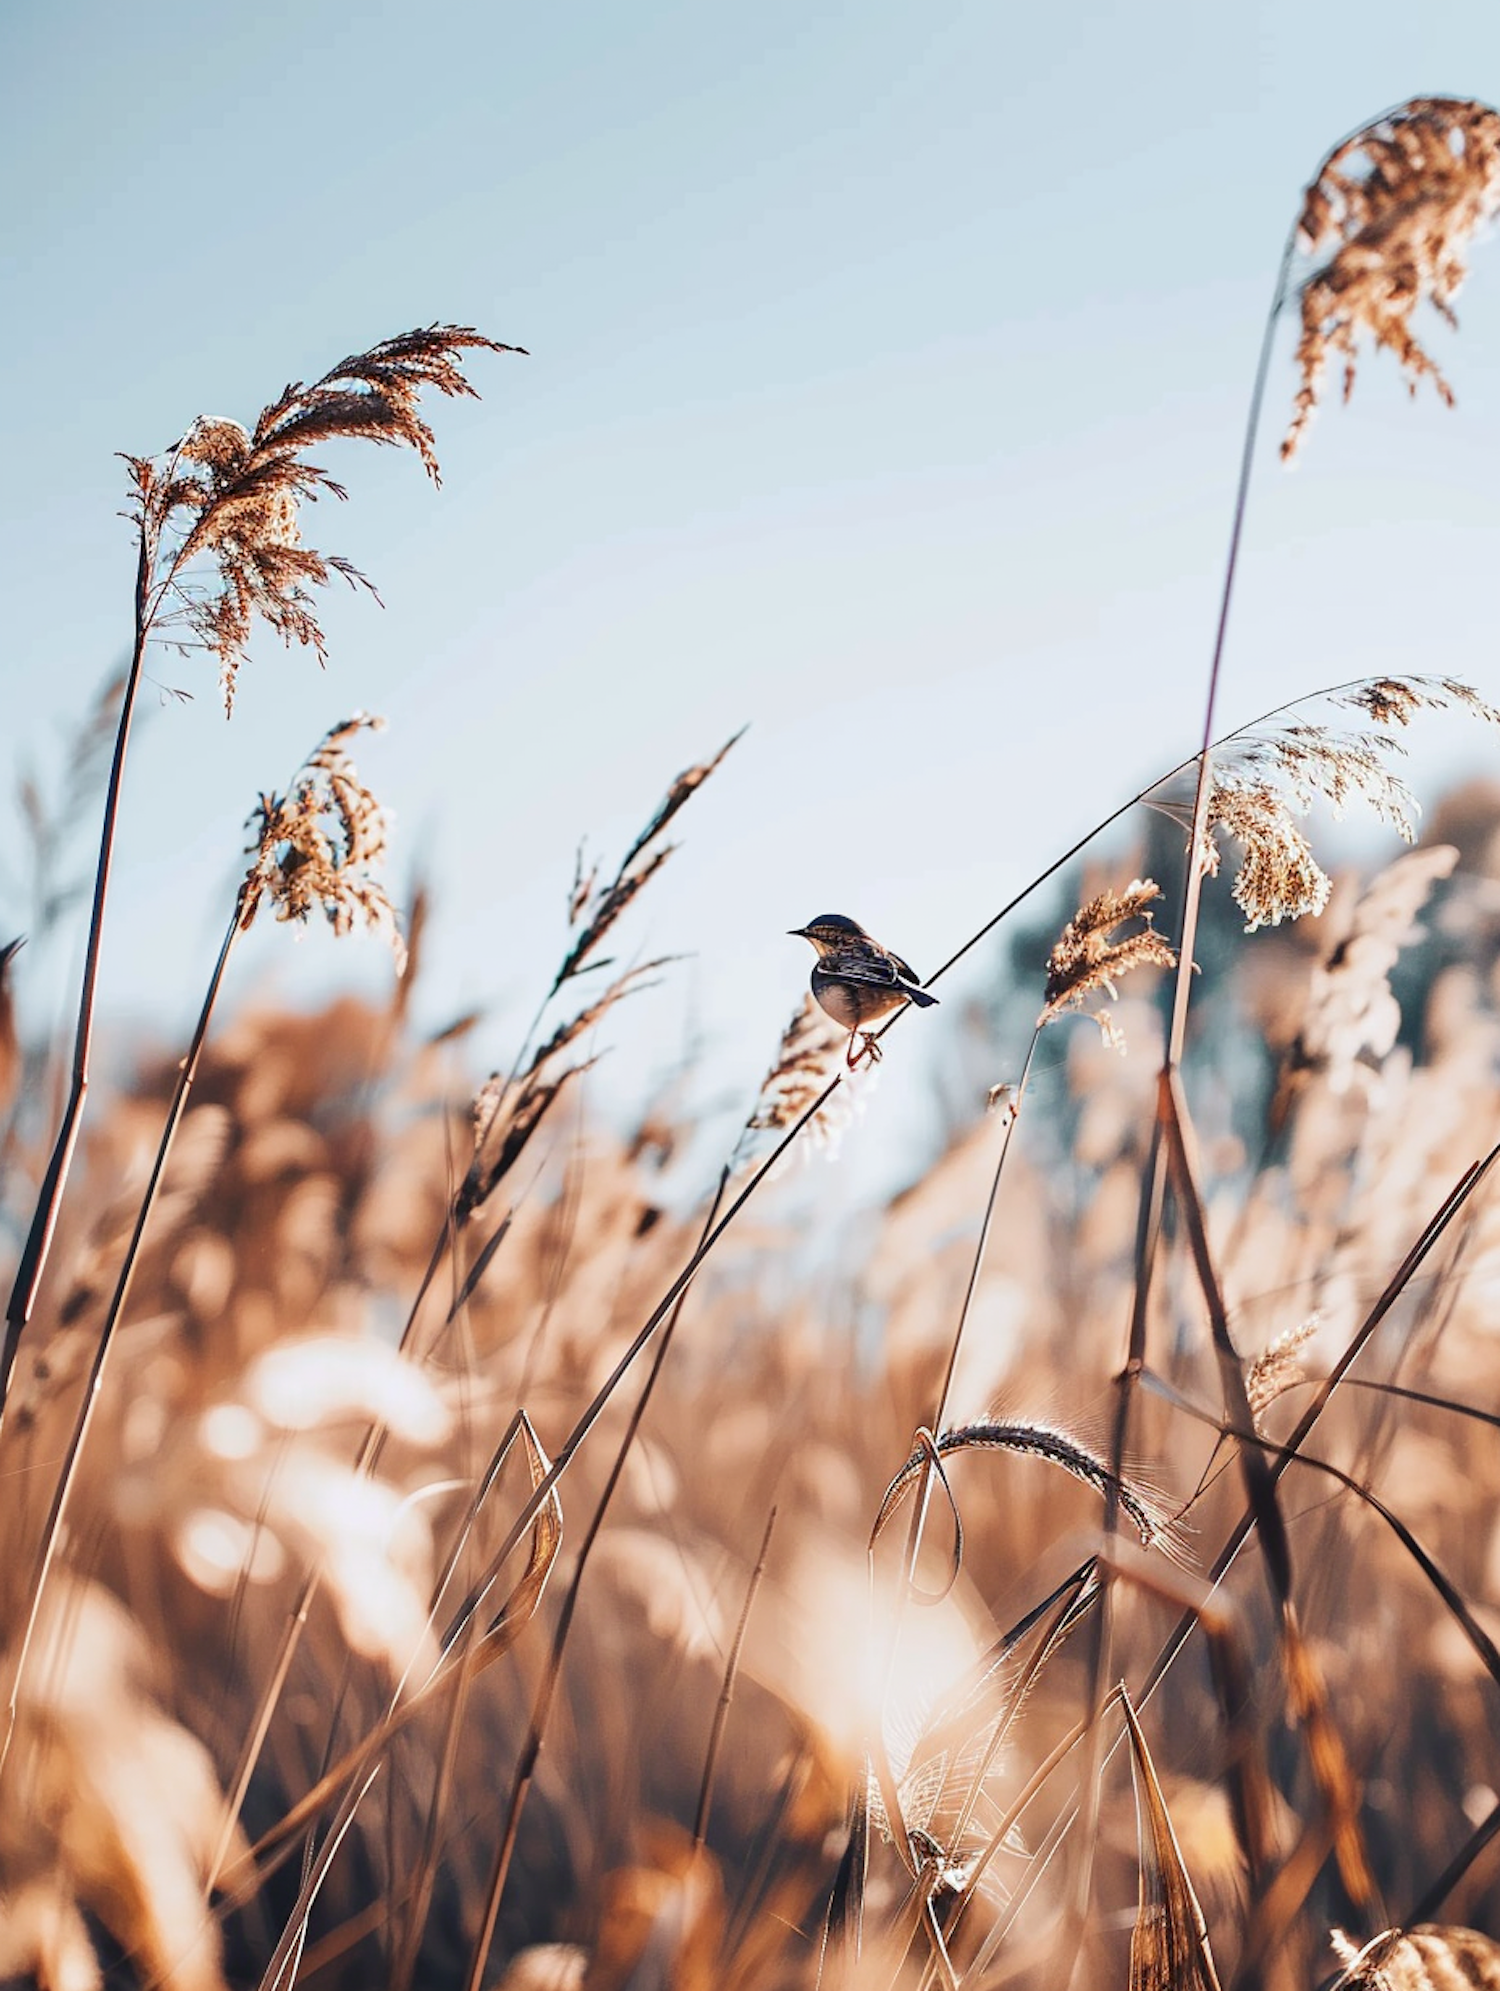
[[241, 715, 405, 971], [1283, 97, 1500, 459], [1040, 880, 1178, 1046], [124, 325, 522, 711]]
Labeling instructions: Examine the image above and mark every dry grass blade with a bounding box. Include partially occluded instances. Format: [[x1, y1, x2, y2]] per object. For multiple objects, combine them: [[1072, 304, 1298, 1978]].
[[453, 959, 669, 1228], [817, 1795, 870, 1991], [1283, 98, 1500, 458], [554, 729, 743, 989], [1120, 1686, 1224, 1991], [695, 1505, 778, 1849], [457, 1060, 595, 1222], [474, 1411, 563, 1664], [1283, 1622, 1381, 1922], [1324, 1923, 1500, 1989], [1039, 878, 1177, 1048]]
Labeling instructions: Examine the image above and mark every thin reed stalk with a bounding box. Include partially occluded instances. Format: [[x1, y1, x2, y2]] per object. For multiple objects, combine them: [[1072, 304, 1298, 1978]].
[[463, 1168, 732, 1990], [0, 890, 246, 1787]]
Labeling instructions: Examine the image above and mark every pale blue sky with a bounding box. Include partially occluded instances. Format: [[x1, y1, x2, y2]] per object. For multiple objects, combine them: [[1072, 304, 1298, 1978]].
[[4, 2, 1500, 1157]]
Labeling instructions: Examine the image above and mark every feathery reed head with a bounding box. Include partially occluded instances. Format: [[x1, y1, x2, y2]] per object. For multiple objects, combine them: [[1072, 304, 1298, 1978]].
[[1246, 1317, 1318, 1427], [240, 713, 405, 970], [1195, 676, 1499, 929], [124, 325, 521, 710], [1040, 878, 1177, 1048], [1283, 97, 1500, 459], [737, 993, 851, 1166], [555, 729, 743, 991], [1199, 779, 1335, 931]]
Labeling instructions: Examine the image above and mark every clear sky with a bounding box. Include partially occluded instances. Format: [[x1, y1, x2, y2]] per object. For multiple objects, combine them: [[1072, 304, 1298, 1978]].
[[4, 2, 1500, 1161]]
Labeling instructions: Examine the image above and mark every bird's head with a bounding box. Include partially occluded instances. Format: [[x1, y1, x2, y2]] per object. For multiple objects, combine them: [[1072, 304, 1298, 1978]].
[[789, 913, 867, 955]]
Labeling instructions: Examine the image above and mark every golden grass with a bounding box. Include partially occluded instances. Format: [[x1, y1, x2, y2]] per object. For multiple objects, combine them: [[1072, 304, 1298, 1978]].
[[3, 92, 1500, 1991]]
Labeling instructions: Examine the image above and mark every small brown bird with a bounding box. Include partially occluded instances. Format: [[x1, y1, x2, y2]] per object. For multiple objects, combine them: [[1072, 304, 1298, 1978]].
[[790, 913, 938, 1068]]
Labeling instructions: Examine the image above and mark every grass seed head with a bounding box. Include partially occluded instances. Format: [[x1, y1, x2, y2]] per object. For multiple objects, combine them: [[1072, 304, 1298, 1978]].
[[1283, 97, 1500, 460], [128, 325, 520, 710], [241, 714, 405, 970], [1040, 878, 1178, 1044]]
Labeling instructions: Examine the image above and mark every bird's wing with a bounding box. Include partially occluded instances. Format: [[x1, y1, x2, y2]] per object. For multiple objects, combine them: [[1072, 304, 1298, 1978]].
[[835, 953, 904, 989], [889, 952, 922, 986]]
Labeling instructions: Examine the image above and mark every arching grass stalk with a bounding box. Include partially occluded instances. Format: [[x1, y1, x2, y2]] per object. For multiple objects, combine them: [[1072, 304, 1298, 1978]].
[[415, 666, 1463, 1696]]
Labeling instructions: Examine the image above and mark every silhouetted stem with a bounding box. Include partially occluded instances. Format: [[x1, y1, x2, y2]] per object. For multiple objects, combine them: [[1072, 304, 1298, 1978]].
[[0, 892, 244, 1786], [464, 1169, 731, 1991], [0, 528, 156, 1392], [696, 1503, 778, 1850], [1074, 224, 1299, 1987]]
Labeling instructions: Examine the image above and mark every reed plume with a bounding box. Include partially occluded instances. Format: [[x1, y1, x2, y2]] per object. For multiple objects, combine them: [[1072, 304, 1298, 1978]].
[[1194, 681, 1496, 929], [737, 993, 849, 1164], [241, 712, 406, 968], [127, 325, 521, 711], [1283, 98, 1500, 459], [1039, 878, 1177, 1048]]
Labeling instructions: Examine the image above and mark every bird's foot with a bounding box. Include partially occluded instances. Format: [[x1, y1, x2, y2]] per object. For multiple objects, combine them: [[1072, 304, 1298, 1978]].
[[848, 1031, 883, 1069]]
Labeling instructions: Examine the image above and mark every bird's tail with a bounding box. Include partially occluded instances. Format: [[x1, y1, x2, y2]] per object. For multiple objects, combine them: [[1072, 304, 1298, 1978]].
[[903, 985, 939, 1008]]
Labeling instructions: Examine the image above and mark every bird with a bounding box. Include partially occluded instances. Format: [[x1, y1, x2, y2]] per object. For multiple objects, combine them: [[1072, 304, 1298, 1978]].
[[789, 913, 938, 1068]]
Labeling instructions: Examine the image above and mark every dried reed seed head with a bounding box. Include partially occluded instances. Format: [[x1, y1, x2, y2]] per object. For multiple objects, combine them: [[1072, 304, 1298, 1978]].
[[1283, 98, 1500, 459], [1246, 1316, 1318, 1425], [179, 415, 252, 471], [132, 325, 519, 710], [1200, 779, 1333, 930], [1272, 844, 1459, 1129], [241, 714, 405, 971], [556, 729, 743, 985], [1338, 674, 1500, 732], [1198, 677, 1499, 930], [1040, 879, 1177, 1042], [745, 994, 846, 1135], [736, 993, 857, 1170]]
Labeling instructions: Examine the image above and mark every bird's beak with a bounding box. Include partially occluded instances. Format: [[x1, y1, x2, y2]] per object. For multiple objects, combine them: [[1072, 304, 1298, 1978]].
[[788, 927, 808, 939]]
